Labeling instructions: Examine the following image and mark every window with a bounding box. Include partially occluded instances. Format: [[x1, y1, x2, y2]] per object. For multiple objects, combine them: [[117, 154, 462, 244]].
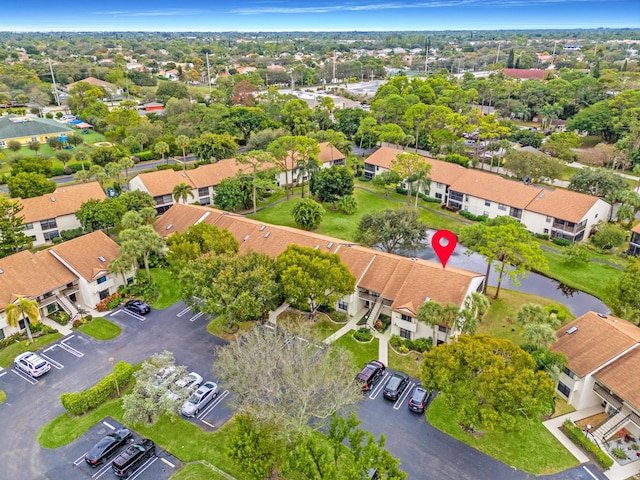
[[546, 216, 552, 223], [557, 381, 571, 398], [484, 200, 491, 207], [483, 211, 489, 217], [199, 196, 211, 206], [97, 275, 107, 285], [464, 195, 469, 202], [435, 193, 442, 200], [0, 140, 5, 148], [400, 314, 413, 322], [438, 325, 447, 332], [544, 228, 549, 234], [338, 300, 348, 311], [40, 218, 57, 230], [43, 230, 60, 242], [563, 367, 577, 380], [30, 137, 38, 142], [498, 203, 507, 211], [436, 182, 444, 189], [399, 328, 411, 339], [198, 187, 208, 196], [24, 223, 33, 230], [98, 289, 110, 300]]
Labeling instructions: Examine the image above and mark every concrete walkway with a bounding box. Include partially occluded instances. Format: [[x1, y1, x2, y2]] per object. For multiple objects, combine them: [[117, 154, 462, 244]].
[[543, 407, 640, 480], [323, 309, 365, 344], [267, 302, 290, 325], [40, 316, 73, 336]]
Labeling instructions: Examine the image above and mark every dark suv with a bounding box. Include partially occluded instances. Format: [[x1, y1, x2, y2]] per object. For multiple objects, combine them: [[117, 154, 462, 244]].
[[383, 372, 409, 401], [408, 386, 429, 413], [112, 438, 155, 477], [355, 360, 385, 391]]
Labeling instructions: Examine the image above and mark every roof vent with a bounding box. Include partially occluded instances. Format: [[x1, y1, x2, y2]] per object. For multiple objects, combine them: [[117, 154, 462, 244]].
[[314, 244, 320, 250], [50, 196, 56, 202], [327, 242, 334, 248], [98, 256, 106, 262], [166, 224, 173, 230], [180, 173, 186, 177], [243, 234, 250, 241], [0, 268, 3, 274], [566, 326, 578, 335], [597, 313, 608, 319], [259, 225, 266, 231], [264, 232, 271, 238], [424, 296, 431, 303]]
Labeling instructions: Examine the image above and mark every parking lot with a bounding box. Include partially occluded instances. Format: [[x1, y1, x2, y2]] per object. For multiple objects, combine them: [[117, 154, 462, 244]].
[[42, 417, 181, 480]]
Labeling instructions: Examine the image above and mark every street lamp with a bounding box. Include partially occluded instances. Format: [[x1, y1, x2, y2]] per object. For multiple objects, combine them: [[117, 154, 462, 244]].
[[109, 357, 120, 397]]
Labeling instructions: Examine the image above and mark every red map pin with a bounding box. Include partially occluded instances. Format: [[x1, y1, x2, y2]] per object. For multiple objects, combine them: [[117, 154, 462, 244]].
[[431, 230, 457, 269]]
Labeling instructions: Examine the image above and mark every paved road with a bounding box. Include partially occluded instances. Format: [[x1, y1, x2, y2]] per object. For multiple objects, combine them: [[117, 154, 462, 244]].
[[0, 302, 609, 480]]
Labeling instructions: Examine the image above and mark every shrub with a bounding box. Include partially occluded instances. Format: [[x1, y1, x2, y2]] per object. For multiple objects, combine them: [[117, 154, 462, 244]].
[[459, 210, 488, 222], [60, 227, 84, 241], [444, 153, 470, 168], [48, 310, 70, 326], [96, 292, 123, 311], [60, 361, 134, 415], [66, 161, 92, 173], [338, 195, 358, 215], [50, 165, 66, 177], [591, 224, 627, 251], [562, 420, 614, 469], [135, 150, 158, 162], [51, 236, 63, 244], [353, 327, 373, 342], [553, 238, 572, 247], [358, 175, 371, 182], [534, 233, 550, 240], [389, 334, 431, 353]]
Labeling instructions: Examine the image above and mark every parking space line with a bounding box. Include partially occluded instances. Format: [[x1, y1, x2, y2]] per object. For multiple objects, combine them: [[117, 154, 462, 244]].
[[0, 370, 6, 378], [103, 420, 115, 430], [129, 456, 158, 480], [368, 372, 390, 400], [73, 453, 87, 466], [176, 307, 191, 317], [394, 382, 415, 410], [583, 466, 599, 480], [160, 457, 175, 468], [189, 312, 204, 322], [40, 352, 64, 370], [111, 308, 146, 321], [60, 336, 84, 357], [92, 462, 112, 479], [11, 368, 38, 384], [197, 389, 229, 419]]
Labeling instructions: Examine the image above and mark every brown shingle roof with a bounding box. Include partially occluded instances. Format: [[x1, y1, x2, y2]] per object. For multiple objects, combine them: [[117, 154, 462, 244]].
[[0, 250, 77, 310], [449, 170, 543, 209], [19, 182, 106, 223], [187, 159, 253, 189], [526, 188, 603, 223], [552, 312, 640, 377], [364, 146, 405, 169], [632, 223, 640, 234], [154, 204, 482, 313], [503, 69, 550, 80], [133, 169, 194, 197], [49, 230, 120, 281], [317, 142, 346, 165], [594, 347, 640, 412]]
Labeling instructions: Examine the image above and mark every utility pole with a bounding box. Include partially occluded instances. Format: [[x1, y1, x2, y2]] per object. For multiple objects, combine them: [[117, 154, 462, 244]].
[[424, 37, 430, 74], [332, 50, 337, 84], [594, 39, 599, 57], [205, 53, 212, 95], [552, 41, 557, 66], [495, 41, 501, 64], [48, 58, 60, 107]]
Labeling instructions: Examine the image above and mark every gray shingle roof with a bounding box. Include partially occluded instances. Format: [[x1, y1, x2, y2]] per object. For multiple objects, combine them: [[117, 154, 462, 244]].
[[0, 116, 74, 141]]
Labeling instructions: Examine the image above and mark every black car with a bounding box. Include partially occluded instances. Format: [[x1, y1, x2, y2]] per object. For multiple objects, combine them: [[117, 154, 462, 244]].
[[85, 428, 132, 466], [408, 386, 429, 413], [112, 438, 155, 477], [383, 372, 410, 401], [124, 299, 150, 315], [355, 360, 386, 391]]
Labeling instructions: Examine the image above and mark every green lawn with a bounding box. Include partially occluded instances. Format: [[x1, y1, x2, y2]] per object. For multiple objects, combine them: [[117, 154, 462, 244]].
[[426, 395, 579, 475], [0, 332, 63, 368], [149, 268, 183, 309], [479, 287, 574, 346], [388, 349, 423, 379], [333, 334, 379, 373], [78, 317, 122, 340], [276, 310, 344, 341], [171, 463, 229, 480], [206, 316, 255, 341]]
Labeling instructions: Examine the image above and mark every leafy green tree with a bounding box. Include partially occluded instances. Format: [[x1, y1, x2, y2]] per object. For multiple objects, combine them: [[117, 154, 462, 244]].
[[229, 106, 269, 143], [226, 415, 282, 480], [310, 166, 354, 208], [7, 172, 56, 199], [191, 132, 238, 163], [90, 146, 118, 167], [268, 135, 319, 199], [76, 198, 126, 233], [281, 98, 314, 135], [55, 150, 73, 167], [155, 81, 189, 103], [5, 296, 40, 344], [122, 351, 189, 426], [503, 150, 563, 183], [604, 259, 640, 324], [566, 101, 617, 142], [0, 197, 32, 258], [390, 152, 432, 206], [11, 156, 52, 176], [119, 225, 164, 281], [591, 223, 627, 251], [372, 170, 401, 196], [214, 175, 246, 212], [291, 198, 325, 231], [7, 140, 21, 154], [172, 182, 194, 204], [165, 223, 238, 272], [562, 243, 590, 265], [355, 116, 378, 149], [542, 132, 580, 161], [516, 304, 561, 349], [277, 244, 356, 319], [28, 140, 41, 155], [236, 150, 276, 218], [568, 168, 628, 198], [246, 127, 290, 151], [458, 216, 547, 298], [338, 195, 358, 215], [47, 137, 63, 150], [214, 325, 361, 435], [459, 292, 490, 335], [118, 190, 155, 212], [108, 255, 132, 285], [418, 301, 462, 344], [421, 335, 555, 432], [355, 208, 428, 254]]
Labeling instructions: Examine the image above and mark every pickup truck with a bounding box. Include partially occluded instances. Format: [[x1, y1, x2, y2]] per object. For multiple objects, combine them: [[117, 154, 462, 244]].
[[111, 438, 155, 478]]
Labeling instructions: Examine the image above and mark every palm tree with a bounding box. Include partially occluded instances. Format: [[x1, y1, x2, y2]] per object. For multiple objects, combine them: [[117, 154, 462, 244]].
[[5, 297, 40, 344], [119, 156, 135, 181], [154, 141, 170, 164], [295, 156, 320, 199], [172, 182, 194, 204], [105, 162, 123, 189], [175, 135, 190, 171], [109, 256, 131, 286], [236, 150, 275, 218]]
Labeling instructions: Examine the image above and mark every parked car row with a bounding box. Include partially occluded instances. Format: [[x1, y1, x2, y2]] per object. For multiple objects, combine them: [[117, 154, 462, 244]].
[[355, 360, 431, 413], [84, 427, 156, 478]]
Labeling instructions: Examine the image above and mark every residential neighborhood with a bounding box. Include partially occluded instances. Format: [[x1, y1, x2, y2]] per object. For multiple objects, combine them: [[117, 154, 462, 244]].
[[0, 23, 639, 480]]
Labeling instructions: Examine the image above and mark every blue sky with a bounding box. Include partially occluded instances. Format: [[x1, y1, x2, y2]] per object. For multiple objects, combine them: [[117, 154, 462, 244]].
[[2, 0, 638, 31]]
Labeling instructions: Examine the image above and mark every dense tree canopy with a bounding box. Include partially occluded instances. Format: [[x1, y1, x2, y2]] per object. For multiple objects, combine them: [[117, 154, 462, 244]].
[[355, 208, 428, 254]]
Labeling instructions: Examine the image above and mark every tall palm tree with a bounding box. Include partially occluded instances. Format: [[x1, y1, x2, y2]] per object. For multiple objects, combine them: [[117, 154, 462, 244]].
[[172, 182, 194, 204], [237, 150, 275, 218], [119, 156, 135, 181], [154, 141, 170, 164], [6, 297, 40, 344], [109, 256, 131, 286], [175, 135, 190, 171]]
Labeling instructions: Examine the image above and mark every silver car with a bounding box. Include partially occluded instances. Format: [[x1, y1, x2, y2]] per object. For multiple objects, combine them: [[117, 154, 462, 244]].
[[181, 381, 218, 417], [14, 352, 51, 377]]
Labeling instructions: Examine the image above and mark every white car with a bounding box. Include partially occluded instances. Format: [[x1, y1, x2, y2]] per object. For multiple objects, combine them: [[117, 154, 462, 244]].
[[181, 381, 218, 417], [166, 372, 202, 401], [14, 352, 51, 377]]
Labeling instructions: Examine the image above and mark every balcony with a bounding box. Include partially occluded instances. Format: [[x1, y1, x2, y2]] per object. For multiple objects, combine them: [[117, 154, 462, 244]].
[[594, 383, 623, 410], [552, 219, 586, 234], [394, 317, 417, 333], [93, 277, 114, 293]]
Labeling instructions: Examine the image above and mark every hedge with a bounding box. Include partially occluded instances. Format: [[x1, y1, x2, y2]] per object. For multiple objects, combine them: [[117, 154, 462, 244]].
[[135, 150, 159, 162], [458, 210, 488, 222], [553, 238, 572, 247], [67, 161, 92, 173], [562, 419, 614, 469], [353, 327, 373, 342], [60, 361, 133, 416]]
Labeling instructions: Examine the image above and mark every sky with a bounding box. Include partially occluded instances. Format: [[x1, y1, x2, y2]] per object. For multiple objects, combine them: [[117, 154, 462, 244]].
[[1, 0, 638, 32]]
